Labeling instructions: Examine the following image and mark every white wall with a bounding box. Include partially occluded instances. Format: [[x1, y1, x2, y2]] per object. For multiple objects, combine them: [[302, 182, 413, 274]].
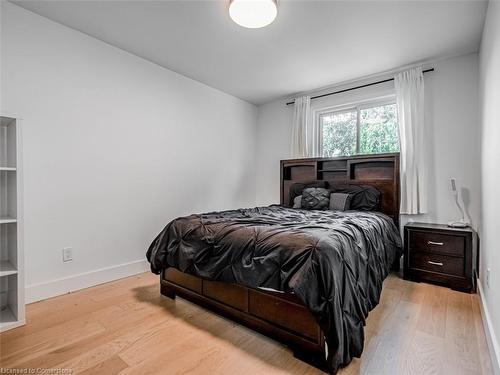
[[479, 1, 500, 372], [256, 53, 481, 230], [0, 2, 257, 301]]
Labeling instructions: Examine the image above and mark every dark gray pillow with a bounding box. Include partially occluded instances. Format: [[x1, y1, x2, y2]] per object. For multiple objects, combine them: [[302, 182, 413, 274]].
[[289, 181, 329, 203], [301, 188, 330, 210], [329, 193, 351, 211], [293, 195, 302, 209], [330, 184, 380, 211]]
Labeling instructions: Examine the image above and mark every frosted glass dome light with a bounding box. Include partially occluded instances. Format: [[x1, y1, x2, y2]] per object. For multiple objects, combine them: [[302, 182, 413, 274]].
[[229, 0, 278, 29]]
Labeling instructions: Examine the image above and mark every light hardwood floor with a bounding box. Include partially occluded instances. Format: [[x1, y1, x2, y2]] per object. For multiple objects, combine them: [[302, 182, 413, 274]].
[[0, 272, 493, 375]]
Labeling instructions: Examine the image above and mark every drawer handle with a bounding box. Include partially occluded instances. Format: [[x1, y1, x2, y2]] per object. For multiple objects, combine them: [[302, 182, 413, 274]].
[[427, 241, 444, 246], [427, 261, 444, 266]]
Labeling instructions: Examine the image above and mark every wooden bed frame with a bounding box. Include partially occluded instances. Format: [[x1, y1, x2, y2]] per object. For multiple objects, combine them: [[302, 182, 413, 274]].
[[160, 153, 400, 371]]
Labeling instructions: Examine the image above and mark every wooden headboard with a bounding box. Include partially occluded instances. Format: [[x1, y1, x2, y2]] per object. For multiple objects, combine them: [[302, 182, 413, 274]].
[[280, 153, 400, 222]]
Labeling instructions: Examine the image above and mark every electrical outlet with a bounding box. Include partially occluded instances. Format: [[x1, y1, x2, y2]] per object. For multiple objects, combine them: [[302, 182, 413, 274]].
[[486, 268, 491, 289], [62, 247, 73, 262]]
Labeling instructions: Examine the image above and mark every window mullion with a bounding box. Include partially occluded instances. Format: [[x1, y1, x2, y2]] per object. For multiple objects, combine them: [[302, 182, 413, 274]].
[[319, 113, 324, 156], [356, 107, 360, 154]]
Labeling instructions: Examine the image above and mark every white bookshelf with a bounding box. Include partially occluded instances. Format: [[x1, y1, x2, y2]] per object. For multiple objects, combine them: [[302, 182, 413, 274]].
[[0, 115, 24, 332]]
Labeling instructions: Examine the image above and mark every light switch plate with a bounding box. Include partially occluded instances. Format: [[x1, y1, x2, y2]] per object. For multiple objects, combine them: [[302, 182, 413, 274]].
[[62, 247, 73, 262]]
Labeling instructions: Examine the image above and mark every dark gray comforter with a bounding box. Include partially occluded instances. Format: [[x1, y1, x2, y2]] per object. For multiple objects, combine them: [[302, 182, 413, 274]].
[[146, 206, 402, 373]]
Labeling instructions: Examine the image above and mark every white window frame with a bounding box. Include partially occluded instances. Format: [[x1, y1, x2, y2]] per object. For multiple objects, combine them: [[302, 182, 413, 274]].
[[314, 95, 398, 157]]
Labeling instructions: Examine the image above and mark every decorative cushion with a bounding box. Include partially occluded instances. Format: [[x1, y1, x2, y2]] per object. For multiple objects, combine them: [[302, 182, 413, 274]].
[[330, 185, 380, 211], [329, 193, 352, 211], [293, 195, 302, 209], [301, 188, 330, 210], [289, 181, 329, 203]]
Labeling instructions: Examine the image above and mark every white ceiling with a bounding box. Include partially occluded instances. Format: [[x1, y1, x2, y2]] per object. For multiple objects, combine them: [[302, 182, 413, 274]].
[[12, 0, 488, 105]]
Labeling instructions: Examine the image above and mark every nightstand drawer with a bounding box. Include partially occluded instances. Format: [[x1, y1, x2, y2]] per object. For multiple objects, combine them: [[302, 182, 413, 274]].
[[410, 252, 464, 277], [410, 231, 465, 257]]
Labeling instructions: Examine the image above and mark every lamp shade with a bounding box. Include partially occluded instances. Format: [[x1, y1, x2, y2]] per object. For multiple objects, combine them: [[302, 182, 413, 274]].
[[229, 0, 278, 29]]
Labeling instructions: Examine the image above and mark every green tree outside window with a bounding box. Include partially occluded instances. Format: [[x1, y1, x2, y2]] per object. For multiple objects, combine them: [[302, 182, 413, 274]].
[[321, 103, 400, 157]]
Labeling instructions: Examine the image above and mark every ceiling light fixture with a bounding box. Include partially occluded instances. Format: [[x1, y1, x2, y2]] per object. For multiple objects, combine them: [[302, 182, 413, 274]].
[[229, 0, 278, 29]]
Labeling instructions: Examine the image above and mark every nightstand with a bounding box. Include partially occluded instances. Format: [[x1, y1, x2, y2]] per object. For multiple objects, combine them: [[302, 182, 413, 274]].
[[403, 222, 478, 293]]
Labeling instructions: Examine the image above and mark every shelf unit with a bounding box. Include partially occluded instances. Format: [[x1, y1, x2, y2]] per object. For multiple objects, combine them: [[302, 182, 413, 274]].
[[0, 115, 24, 332]]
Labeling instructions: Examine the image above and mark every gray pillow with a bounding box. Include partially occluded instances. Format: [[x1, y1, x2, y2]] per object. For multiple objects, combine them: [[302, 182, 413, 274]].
[[330, 184, 380, 211], [289, 181, 329, 203], [329, 193, 351, 211], [301, 188, 330, 210], [293, 195, 302, 209]]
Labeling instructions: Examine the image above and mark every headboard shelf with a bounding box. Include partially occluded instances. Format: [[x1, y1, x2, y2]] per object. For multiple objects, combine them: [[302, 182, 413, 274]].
[[280, 153, 400, 222], [317, 168, 347, 173]]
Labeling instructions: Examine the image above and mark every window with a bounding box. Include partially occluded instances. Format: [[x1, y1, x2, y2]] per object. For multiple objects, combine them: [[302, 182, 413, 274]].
[[319, 102, 399, 157]]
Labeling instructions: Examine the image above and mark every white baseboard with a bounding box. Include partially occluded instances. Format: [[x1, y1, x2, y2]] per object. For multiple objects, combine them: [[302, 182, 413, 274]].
[[26, 259, 150, 303], [477, 279, 500, 375]]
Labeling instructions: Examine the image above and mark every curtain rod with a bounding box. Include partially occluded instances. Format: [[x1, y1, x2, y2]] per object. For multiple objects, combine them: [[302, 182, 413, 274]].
[[285, 68, 435, 106]]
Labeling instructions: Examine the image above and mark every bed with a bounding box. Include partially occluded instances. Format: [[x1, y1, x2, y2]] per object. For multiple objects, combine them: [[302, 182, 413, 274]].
[[146, 153, 402, 374]]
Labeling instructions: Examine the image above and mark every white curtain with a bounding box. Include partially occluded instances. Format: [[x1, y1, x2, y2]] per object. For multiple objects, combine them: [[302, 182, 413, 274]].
[[290, 95, 319, 158], [395, 67, 427, 214]]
